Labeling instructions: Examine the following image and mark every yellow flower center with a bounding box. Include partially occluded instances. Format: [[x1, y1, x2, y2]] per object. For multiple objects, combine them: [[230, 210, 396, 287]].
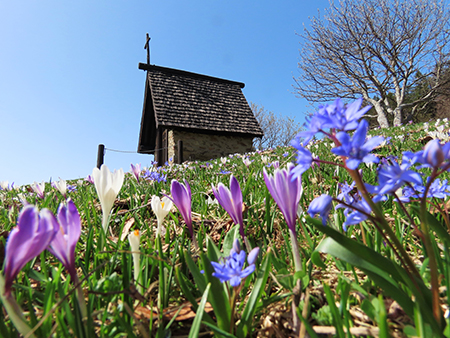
[[134, 229, 140, 236], [161, 201, 165, 209]]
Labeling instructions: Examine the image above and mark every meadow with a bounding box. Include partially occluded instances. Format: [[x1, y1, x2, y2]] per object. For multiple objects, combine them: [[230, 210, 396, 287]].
[[1, 102, 450, 337]]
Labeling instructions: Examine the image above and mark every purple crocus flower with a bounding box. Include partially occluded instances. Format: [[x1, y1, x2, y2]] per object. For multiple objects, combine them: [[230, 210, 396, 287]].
[[263, 164, 302, 235], [47, 200, 81, 282], [85, 175, 94, 185], [331, 119, 384, 170], [31, 181, 46, 199], [308, 194, 333, 225], [212, 175, 245, 238], [170, 179, 194, 239], [211, 239, 259, 287], [130, 163, 142, 182], [3, 205, 58, 296]]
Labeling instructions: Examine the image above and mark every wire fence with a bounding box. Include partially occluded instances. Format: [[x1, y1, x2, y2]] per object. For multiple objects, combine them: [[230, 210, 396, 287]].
[[97, 142, 183, 168], [104, 146, 169, 154]]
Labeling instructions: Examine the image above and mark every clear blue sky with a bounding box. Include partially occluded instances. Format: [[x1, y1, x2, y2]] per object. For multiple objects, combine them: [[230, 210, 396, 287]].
[[0, 1, 330, 186]]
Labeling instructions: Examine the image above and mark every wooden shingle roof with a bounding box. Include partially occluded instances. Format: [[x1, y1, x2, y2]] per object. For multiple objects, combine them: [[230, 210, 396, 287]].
[[139, 64, 264, 137]]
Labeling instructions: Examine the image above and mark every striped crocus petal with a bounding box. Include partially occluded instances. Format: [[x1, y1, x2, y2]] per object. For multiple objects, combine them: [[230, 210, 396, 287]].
[[130, 163, 141, 182], [263, 164, 302, 234], [212, 175, 244, 238], [3, 205, 58, 296], [47, 200, 81, 281], [170, 180, 193, 238], [31, 181, 46, 199]]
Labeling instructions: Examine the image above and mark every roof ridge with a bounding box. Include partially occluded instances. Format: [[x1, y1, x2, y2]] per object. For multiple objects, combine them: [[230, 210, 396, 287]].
[[138, 63, 245, 88]]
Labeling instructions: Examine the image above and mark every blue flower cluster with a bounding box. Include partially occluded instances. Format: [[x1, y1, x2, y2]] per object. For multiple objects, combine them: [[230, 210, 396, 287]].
[[142, 170, 167, 183], [291, 98, 450, 229], [211, 239, 259, 287]]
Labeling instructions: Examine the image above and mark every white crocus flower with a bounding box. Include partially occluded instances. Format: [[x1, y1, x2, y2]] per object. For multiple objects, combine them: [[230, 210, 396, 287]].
[[207, 195, 219, 205], [242, 157, 252, 167], [31, 181, 46, 199], [428, 130, 437, 139], [151, 195, 173, 237], [0, 181, 9, 190], [17, 193, 28, 205], [54, 178, 67, 197], [427, 128, 450, 141], [128, 229, 142, 294], [92, 165, 124, 234]]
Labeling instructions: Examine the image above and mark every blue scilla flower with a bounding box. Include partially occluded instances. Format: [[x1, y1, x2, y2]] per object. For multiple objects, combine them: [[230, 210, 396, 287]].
[[334, 181, 372, 230], [211, 239, 259, 287], [308, 194, 333, 225], [293, 114, 329, 146], [321, 98, 371, 132], [291, 144, 313, 179], [413, 139, 450, 170], [336, 192, 372, 230], [293, 98, 370, 146], [400, 178, 450, 202], [365, 183, 388, 203], [67, 184, 77, 193], [336, 181, 356, 202], [331, 119, 384, 170], [426, 178, 450, 198], [377, 157, 422, 196], [143, 170, 167, 183]]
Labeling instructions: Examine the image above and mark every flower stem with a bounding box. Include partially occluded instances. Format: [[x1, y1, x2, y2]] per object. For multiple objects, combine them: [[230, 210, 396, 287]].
[[229, 287, 238, 334], [348, 169, 420, 279], [420, 172, 443, 326], [0, 274, 36, 338], [289, 229, 302, 272], [71, 275, 88, 320]]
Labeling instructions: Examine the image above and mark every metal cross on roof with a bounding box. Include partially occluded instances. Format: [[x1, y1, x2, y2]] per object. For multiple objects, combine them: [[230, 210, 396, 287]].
[[144, 33, 151, 65]]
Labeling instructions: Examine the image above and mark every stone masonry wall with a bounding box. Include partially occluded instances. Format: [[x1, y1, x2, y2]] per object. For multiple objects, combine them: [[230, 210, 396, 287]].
[[167, 129, 254, 163]]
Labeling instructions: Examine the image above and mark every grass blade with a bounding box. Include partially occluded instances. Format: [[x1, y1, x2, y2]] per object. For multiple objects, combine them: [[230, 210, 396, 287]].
[[188, 283, 211, 338]]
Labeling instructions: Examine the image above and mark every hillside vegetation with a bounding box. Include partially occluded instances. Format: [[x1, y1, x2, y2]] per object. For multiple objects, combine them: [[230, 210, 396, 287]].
[[1, 111, 450, 337]]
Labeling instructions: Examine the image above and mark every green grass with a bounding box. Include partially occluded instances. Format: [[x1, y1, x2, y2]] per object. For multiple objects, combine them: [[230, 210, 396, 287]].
[[1, 118, 450, 337]]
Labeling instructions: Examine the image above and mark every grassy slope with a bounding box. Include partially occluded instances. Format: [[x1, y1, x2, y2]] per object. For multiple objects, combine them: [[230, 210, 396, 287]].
[[0, 119, 449, 337]]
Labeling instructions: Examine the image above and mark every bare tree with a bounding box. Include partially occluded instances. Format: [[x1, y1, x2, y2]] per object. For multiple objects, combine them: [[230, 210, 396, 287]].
[[252, 103, 302, 150], [295, 0, 450, 128]]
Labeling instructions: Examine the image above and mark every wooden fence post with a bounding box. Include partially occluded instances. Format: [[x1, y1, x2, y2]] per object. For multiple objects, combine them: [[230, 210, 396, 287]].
[[177, 140, 183, 164], [97, 144, 105, 169]]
